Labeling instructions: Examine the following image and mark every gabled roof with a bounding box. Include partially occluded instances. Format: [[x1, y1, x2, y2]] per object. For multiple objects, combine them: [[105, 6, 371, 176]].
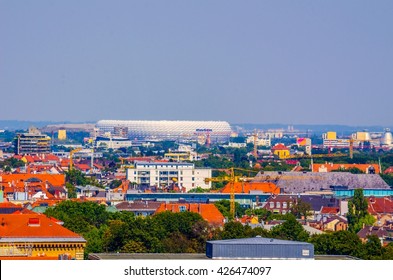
[[74, 164, 91, 171], [155, 203, 225, 225], [368, 197, 393, 215], [116, 201, 162, 211], [357, 226, 393, 239], [320, 206, 340, 215], [0, 213, 85, 242], [384, 167, 393, 174], [271, 143, 289, 151], [0, 174, 65, 187]]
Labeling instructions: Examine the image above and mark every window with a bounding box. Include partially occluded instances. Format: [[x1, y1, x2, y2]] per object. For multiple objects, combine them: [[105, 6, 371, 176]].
[[192, 177, 194, 181], [276, 202, 281, 208], [282, 210, 287, 214], [179, 206, 187, 212], [269, 202, 274, 208], [283, 202, 287, 209]]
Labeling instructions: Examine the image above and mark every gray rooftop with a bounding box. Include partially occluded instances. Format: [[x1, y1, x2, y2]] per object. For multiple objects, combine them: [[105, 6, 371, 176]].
[[253, 172, 391, 193], [207, 237, 311, 245]]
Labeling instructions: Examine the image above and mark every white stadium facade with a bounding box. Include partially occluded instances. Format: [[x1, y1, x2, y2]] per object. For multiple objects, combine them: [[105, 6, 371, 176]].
[[96, 120, 232, 142]]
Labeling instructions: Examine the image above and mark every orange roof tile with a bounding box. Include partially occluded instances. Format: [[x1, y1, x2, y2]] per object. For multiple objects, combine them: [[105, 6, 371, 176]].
[[320, 206, 340, 215], [312, 163, 380, 173], [0, 213, 85, 240], [271, 143, 289, 151], [220, 182, 280, 195], [0, 174, 65, 186], [155, 203, 225, 225], [368, 197, 393, 215]]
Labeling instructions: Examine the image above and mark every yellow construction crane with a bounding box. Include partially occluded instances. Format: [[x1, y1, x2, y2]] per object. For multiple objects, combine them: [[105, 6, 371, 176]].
[[285, 153, 347, 159], [69, 148, 82, 171], [253, 129, 258, 159], [205, 167, 258, 218], [349, 138, 371, 159]]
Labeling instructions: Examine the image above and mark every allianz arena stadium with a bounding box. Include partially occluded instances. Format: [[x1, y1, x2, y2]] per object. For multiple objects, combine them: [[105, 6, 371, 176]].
[[96, 120, 232, 142]]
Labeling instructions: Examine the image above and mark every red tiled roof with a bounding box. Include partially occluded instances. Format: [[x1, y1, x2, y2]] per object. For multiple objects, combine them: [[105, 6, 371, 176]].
[[0, 174, 65, 186], [368, 197, 393, 215], [312, 163, 380, 173], [0, 213, 84, 240], [220, 182, 280, 195], [74, 164, 91, 171], [384, 167, 393, 174], [320, 206, 340, 215], [271, 144, 289, 151], [155, 203, 225, 225]]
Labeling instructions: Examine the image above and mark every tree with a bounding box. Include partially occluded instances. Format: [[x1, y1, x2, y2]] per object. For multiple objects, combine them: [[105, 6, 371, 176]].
[[310, 231, 363, 256], [270, 214, 309, 242], [65, 182, 77, 198], [363, 235, 383, 260], [347, 189, 369, 232], [290, 199, 312, 220], [214, 200, 246, 220], [121, 240, 147, 253]]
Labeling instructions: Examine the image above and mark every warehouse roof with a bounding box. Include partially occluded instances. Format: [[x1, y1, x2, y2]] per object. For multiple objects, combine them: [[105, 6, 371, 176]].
[[207, 236, 311, 245]]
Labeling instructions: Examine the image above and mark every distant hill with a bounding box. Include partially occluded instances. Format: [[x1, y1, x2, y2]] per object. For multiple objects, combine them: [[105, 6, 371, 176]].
[[0, 120, 95, 131], [233, 123, 393, 135]]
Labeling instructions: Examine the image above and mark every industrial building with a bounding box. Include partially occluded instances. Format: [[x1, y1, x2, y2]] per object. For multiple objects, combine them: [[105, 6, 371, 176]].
[[95, 136, 132, 149], [96, 120, 232, 143], [206, 237, 314, 259], [126, 161, 212, 191], [14, 127, 51, 155]]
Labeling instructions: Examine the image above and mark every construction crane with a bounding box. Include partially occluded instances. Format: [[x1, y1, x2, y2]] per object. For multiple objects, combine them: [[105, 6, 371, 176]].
[[69, 148, 82, 171], [285, 152, 347, 159], [349, 138, 371, 159], [253, 129, 258, 159], [205, 167, 258, 218]]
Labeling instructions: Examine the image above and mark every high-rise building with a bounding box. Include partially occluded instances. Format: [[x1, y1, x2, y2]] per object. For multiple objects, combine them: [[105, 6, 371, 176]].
[[14, 128, 51, 154]]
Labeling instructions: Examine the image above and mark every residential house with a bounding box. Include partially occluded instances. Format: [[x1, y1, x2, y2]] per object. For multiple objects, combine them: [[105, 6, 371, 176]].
[[115, 201, 162, 216], [357, 225, 393, 245]]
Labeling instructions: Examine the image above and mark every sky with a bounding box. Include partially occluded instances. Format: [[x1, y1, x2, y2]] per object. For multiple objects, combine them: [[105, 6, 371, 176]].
[[1, 1, 392, 126]]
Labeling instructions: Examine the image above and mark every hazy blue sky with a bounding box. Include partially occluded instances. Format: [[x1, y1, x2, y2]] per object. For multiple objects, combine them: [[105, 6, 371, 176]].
[[1, 1, 392, 125]]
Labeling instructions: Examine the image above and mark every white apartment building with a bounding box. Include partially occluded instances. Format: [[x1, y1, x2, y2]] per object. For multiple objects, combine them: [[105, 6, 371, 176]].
[[246, 136, 271, 147], [126, 161, 212, 191]]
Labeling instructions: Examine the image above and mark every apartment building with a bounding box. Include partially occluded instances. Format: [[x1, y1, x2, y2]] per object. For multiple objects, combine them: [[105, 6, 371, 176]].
[[126, 161, 211, 191]]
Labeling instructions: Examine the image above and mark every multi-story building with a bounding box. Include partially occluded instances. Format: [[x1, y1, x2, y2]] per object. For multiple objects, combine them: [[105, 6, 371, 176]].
[[126, 161, 211, 191], [246, 136, 271, 147], [95, 136, 132, 149], [14, 128, 51, 155], [96, 120, 232, 143]]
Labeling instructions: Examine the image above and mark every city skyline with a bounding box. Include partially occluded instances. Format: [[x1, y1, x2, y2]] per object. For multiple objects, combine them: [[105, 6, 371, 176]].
[[1, 1, 392, 126]]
